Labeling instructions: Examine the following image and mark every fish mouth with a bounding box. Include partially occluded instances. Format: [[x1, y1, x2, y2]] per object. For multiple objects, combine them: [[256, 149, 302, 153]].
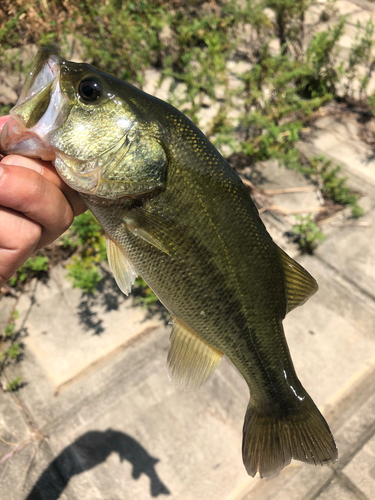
[[0, 48, 68, 161], [0, 47, 130, 199]]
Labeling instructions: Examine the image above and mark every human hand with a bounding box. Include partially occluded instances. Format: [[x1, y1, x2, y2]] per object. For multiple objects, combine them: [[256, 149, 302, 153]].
[[0, 115, 87, 286]]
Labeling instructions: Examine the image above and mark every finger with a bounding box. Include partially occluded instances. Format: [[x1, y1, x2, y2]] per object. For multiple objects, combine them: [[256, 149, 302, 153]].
[[0, 115, 9, 132], [0, 207, 41, 285], [1, 154, 87, 216], [0, 162, 75, 248]]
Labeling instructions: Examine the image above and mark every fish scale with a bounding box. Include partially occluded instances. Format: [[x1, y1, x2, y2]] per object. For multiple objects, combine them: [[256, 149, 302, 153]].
[[0, 47, 338, 478]]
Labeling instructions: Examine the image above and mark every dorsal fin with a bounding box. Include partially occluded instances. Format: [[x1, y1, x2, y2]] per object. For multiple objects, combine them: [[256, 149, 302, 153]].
[[167, 319, 223, 391], [106, 236, 137, 295], [277, 247, 318, 313]]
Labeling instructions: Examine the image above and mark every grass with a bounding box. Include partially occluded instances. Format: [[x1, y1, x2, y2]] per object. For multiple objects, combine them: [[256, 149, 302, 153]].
[[0, 0, 371, 287], [291, 214, 325, 253], [63, 211, 106, 293], [9, 256, 49, 288], [5, 375, 23, 392], [0, 309, 23, 392]]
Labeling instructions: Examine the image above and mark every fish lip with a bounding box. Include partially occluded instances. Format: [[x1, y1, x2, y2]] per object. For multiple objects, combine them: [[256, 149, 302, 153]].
[[0, 115, 56, 160], [0, 51, 67, 158], [17, 49, 61, 105]]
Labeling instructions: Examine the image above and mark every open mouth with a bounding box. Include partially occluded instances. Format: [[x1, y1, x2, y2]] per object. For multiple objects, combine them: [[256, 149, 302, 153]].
[[19, 51, 61, 104], [0, 49, 68, 161]]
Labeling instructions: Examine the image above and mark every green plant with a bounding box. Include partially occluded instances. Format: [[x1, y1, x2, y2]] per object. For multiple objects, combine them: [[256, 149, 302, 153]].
[[301, 156, 364, 217], [163, 6, 236, 119], [369, 91, 375, 115], [266, 0, 313, 59], [5, 342, 21, 360], [65, 212, 106, 292], [5, 376, 23, 392], [238, 51, 328, 163], [9, 255, 49, 288], [64, 213, 158, 300], [345, 20, 375, 98], [68, 0, 167, 86], [302, 17, 345, 98], [0, 309, 23, 389], [67, 258, 103, 293], [4, 310, 19, 340], [1, 0, 370, 305], [292, 214, 325, 253], [4, 322, 15, 337], [0, 103, 12, 115], [134, 278, 159, 308]]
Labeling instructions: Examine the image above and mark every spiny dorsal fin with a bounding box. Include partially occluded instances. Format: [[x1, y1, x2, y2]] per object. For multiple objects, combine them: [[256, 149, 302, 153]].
[[106, 236, 137, 295], [277, 247, 318, 313], [167, 319, 223, 391]]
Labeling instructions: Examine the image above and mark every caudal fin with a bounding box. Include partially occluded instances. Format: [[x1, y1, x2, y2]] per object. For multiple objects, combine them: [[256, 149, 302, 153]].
[[242, 395, 337, 478]]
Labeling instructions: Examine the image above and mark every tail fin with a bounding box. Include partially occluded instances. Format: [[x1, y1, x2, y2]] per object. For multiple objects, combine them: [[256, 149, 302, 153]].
[[242, 395, 337, 478]]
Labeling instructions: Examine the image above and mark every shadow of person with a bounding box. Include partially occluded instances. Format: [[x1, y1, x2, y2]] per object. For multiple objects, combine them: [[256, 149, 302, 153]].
[[26, 429, 171, 499]]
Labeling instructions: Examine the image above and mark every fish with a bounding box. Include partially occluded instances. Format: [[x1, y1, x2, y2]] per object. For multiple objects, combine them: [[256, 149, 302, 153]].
[[0, 48, 337, 477]]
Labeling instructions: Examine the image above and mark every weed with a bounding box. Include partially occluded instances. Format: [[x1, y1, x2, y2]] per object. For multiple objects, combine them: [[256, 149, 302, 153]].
[[302, 17, 345, 98], [266, 0, 314, 59], [4, 311, 20, 339], [9, 255, 49, 288], [67, 258, 103, 293], [0, 103, 12, 115], [4, 322, 15, 337], [73, 0, 167, 85], [301, 156, 363, 217], [1, 0, 371, 296], [0, 309, 23, 390], [68, 211, 106, 250], [64, 212, 106, 292], [5, 342, 21, 360], [345, 20, 375, 98], [292, 214, 325, 253], [134, 278, 159, 308], [5, 376, 23, 392], [369, 92, 375, 115], [63, 212, 158, 299]]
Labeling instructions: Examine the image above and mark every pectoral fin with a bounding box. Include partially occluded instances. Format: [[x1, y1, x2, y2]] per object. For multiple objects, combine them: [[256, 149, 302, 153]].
[[167, 319, 223, 391], [106, 237, 137, 295], [277, 247, 318, 313], [123, 207, 191, 256]]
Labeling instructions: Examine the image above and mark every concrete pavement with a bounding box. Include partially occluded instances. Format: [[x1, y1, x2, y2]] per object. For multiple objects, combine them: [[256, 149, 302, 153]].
[[1, 0, 375, 496]]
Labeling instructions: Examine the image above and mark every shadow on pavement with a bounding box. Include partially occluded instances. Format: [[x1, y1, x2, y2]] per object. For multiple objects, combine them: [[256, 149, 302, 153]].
[[76, 267, 123, 336], [26, 429, 171, 499], [76, 266, 169, 335]]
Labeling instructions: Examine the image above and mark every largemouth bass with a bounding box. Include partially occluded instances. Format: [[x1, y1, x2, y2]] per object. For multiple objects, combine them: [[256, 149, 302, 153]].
[[0, 48, 337, 477]]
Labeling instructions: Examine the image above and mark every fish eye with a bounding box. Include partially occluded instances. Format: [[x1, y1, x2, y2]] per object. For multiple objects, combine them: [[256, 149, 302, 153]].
[[78, 78, 102, 103]]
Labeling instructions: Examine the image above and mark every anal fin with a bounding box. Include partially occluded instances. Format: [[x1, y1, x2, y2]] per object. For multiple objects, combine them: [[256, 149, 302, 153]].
[[106, 236, 137, 295], [277, 247, 319, 313], [167, 319, 223, 391]]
